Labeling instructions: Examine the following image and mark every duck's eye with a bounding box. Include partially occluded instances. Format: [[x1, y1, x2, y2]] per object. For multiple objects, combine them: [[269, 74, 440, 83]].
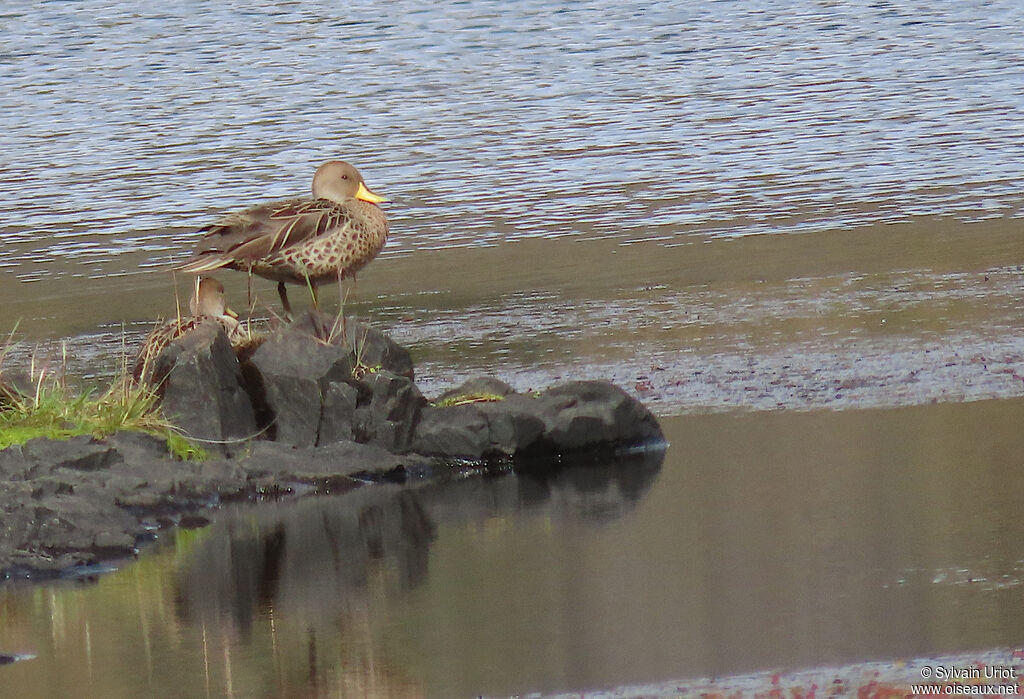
[[341, 174, 349, 180]]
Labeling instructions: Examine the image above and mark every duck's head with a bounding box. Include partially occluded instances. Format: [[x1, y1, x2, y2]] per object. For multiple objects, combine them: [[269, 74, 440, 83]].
[[312, 160, 388, 206], [190, 276, 230, 318]]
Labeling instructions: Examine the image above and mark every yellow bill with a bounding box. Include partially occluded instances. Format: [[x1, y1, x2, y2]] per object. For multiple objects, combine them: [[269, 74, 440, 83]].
[[355, 181, 388, 204]]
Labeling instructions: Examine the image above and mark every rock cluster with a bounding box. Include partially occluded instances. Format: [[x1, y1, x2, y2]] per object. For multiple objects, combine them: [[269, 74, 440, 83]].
[[154, 312, 664, 460], [0, 313, 664, 578]]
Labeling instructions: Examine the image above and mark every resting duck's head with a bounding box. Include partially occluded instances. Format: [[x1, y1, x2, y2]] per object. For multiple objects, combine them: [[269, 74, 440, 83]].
[[190, 276, 228, 318]]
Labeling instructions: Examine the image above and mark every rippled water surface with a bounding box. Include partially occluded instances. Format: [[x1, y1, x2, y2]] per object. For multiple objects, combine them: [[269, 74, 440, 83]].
[[2, 0, 1023, 278]]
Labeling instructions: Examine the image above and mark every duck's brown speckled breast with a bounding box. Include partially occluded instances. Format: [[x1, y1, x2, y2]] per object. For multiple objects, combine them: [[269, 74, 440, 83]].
[[251, 200, 388, 284]]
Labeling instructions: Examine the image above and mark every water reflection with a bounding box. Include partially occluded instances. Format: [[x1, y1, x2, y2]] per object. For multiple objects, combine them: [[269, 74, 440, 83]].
[[163, 451, 662, 696], [173, 486, 437, 697], [173, 448, 663, 641], [174, 487, 436, 640], [0, 448, 662, 697]]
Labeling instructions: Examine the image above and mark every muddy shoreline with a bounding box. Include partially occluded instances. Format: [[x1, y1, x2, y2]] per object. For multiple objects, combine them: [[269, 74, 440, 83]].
[[10, 232, 1024, 419], [535, 647, 1024, 699]]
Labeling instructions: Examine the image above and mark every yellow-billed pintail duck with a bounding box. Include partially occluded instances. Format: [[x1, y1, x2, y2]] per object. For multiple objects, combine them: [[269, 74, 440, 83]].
[[133, 276, 249, 384], [178, 160, 389, 317]]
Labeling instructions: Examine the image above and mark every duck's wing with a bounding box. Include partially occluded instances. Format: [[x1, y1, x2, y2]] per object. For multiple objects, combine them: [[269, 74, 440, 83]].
[[179, 198, 348, 272]]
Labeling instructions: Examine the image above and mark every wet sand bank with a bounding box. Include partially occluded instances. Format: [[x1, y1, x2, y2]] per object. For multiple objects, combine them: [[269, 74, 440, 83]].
[[9, 218, 1023, 416]]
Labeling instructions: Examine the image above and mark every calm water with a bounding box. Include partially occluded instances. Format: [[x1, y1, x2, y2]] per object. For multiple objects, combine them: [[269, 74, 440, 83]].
[[5, 402, 1024, 697], [4, 0, 1024, 696]]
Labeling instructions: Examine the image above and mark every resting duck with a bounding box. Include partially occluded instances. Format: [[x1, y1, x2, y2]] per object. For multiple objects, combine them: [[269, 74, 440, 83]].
[[133, 276, 249, 384]]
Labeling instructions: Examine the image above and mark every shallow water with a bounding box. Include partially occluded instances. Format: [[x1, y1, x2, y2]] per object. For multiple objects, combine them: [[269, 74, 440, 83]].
[[9, 220, 1024, 415], [4, 0, 1024, 695]]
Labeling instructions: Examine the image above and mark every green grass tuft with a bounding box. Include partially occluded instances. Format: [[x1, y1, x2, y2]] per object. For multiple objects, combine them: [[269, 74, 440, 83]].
[[0, 368, 205, 459], [166, 431, 207, 461]]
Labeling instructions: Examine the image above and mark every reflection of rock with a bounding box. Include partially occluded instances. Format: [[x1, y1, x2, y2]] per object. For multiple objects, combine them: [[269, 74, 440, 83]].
[[171, 485, 436, 696], [172, 444, 664, 643], [515, 445, 666, 522], [420, 442, 667, 526], [174, 486, 436, 631]]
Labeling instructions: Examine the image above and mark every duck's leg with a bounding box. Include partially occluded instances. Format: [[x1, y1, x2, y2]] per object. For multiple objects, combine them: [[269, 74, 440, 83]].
[[337, 271, 347, 337], [278, 281, 293, 321], [310, 283, 333, 338]]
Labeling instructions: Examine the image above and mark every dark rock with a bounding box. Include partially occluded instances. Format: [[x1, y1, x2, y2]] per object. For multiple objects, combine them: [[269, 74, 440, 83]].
[[413, 394, 546, 460], [22, 434, 122, 472], [414, 381, 663, 460], [1, 486, 141, 573], [0, 446, 30, 480], [102, 432, 171, 461], [413, 404, 489, 459], [30, 478, 75, 499], [153, 322, 258, 444], [239, 439, 420, 483], [319, 380, 359, 443], [246, 326, 353, 446], [349, 370, 426, 452], [0, 424, 447, 577], [532, 381, 664, 452], [288, 312, 414, 379], [245, 313, 424, 449], [340, 318, 415, 380]]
